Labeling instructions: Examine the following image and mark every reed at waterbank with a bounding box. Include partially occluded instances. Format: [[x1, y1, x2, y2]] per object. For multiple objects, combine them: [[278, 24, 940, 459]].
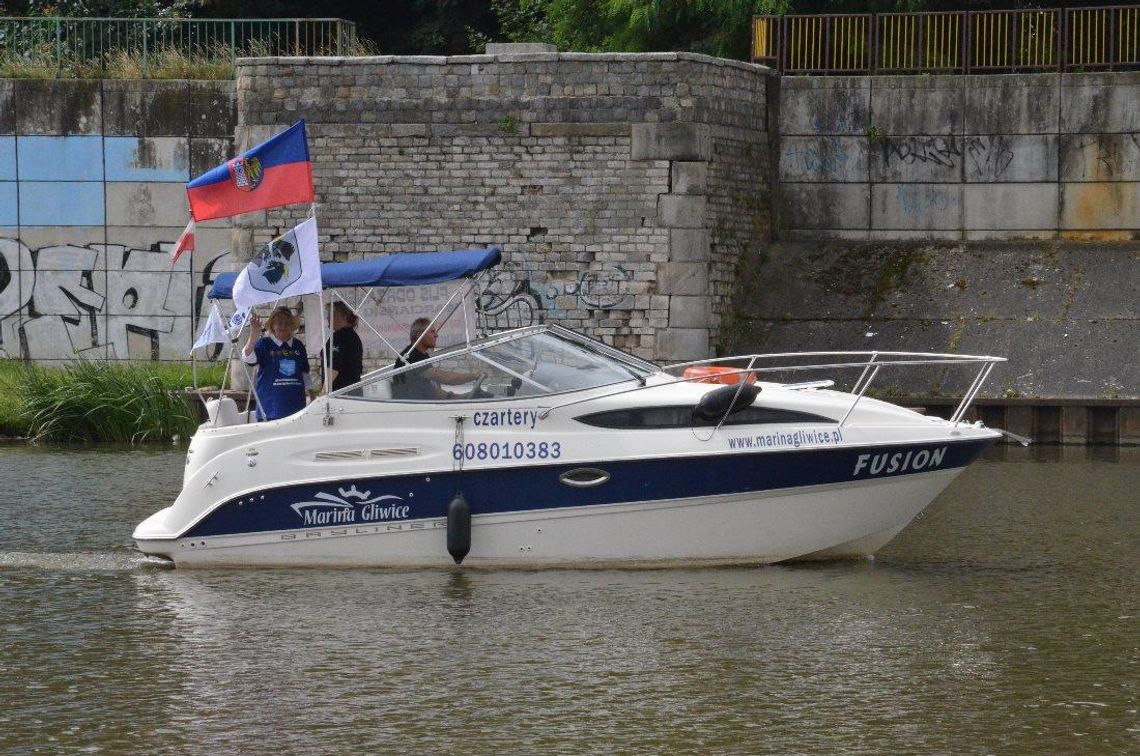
[[0, 360, 224, 443]]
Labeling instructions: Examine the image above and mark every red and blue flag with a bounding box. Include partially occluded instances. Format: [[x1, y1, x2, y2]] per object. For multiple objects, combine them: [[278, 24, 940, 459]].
[[186, 121, 314, 222]]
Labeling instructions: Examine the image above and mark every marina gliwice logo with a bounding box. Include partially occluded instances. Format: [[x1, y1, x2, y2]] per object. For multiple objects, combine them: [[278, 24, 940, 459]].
[[249, 231, 301, 294], [229, 155, 263, 191], [290, 485, 411, 526]]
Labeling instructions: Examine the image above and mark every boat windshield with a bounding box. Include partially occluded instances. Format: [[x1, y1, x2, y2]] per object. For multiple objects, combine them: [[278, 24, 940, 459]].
[[341, 326, 656, 401]]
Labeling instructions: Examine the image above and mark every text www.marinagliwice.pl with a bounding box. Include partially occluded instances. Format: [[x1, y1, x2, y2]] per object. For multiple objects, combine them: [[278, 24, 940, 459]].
[[727, 428, 844, 450]]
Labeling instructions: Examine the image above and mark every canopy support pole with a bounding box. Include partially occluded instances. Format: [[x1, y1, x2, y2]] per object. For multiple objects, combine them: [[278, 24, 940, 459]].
[[330, 288, 403, 361], [408, 278, 476, 355]]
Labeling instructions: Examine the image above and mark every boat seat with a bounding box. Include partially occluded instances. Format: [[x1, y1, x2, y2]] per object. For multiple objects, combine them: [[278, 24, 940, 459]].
[[204, 397, 248, 427]]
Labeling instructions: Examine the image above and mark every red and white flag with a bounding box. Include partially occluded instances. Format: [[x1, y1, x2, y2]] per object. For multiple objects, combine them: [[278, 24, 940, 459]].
[[171, 218, 195, 265]]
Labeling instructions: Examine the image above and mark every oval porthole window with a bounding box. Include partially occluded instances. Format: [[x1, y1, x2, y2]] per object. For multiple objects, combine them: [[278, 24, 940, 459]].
[[559, 468, 611, 488]]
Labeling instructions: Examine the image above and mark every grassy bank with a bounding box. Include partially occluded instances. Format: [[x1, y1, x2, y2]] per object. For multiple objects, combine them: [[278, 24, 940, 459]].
[[0, 360, 224, 443], [0, 49, 233, 80], [0, 38, 376, 80]]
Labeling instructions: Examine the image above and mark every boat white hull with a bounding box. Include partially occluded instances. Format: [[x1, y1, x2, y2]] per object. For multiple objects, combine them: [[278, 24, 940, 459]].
[[136, 468, 963, 568]]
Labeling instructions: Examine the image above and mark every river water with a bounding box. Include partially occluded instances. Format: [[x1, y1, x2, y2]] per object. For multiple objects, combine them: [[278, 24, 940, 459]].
[[0, 446, 1136, 754]]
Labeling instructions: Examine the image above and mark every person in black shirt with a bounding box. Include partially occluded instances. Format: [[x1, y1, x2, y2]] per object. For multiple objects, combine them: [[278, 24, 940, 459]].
[[392, 317, 482, 400], [324, 301, 364, 392]]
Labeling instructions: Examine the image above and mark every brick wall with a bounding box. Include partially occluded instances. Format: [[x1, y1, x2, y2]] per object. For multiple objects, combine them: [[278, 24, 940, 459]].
[[235, 51, 772, 362]]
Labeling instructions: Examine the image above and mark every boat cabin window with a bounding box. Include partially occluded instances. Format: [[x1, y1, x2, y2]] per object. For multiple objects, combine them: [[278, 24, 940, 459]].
[[575, 405, 837, 429], [342, 326, 655, 402]]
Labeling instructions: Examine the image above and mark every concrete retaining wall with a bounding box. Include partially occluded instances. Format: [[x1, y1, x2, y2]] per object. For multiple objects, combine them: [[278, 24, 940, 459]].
[[0, 79, 235, 363], [742, 70, 1140, 422], [778, 73, 1140, 240], [722, 240, 1138, 398]]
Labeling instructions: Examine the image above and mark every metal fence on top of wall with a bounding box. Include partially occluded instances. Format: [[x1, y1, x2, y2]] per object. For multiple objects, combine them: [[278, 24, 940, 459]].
[[753, 5, 1140, 74], [0, 17, 357, 76]]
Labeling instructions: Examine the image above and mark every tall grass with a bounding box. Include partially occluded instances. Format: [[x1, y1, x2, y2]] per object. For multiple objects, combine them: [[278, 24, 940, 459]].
[[0, 48, 234, 80], [0, 37, 378, 80], [0, 360, 226, 443], [0, 360, 30, 437]]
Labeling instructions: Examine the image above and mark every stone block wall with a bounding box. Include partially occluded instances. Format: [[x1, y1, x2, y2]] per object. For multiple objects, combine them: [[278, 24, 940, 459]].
[[722, 240, 1139, 400], [236, 51, 771, 362], [778, 72, 1140, 240], [0, 79, 235, 363]]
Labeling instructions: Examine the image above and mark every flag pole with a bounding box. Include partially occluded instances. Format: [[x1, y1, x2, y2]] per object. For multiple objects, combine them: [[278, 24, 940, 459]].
[[325, 290, 335, 395], [241, 306, 266, 422], [211, 339, 235, 429], [312, 203, 331, 398]]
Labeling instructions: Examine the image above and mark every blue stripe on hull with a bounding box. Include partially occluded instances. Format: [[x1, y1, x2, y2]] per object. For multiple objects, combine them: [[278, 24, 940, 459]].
[[184, 438, 995, 539]]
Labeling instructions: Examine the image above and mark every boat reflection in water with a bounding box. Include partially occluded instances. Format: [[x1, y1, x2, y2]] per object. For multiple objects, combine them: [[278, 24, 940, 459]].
[[133, 248, 1007, 567]]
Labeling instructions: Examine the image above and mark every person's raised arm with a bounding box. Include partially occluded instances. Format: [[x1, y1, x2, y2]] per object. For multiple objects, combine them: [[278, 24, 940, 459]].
[[242, 313, 261, 364]]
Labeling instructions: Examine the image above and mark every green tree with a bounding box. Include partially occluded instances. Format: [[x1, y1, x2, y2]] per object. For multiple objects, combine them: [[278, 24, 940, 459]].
[[4, 1, 196, 15], [5, 0, 503, 54], [189, 0, 500, 54], [495, 1, 793, 60]]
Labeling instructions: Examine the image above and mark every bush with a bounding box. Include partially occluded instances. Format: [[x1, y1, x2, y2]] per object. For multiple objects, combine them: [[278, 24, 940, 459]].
[[0, 360, 225, 443]]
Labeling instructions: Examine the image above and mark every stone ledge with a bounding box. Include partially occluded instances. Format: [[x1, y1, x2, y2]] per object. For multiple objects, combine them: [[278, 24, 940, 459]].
[[485, 43, 558, 55], [392, 123, 431, 138], [430, 123, 529, 137], [236, 52, 772, 75], [631, 122, 711, 161], [530, 122, 630, 138]]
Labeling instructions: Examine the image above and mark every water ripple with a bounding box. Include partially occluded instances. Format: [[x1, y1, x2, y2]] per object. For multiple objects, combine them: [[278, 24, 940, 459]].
[[0, 551, 171, 572], [0, 447, 1136, 753]]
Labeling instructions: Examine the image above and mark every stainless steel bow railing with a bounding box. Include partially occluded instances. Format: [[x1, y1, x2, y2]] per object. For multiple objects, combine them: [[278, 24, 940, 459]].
[[662, 351, 1006, 428]]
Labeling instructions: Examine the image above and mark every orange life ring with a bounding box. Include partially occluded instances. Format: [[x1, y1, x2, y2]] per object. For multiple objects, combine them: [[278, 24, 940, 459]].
[[683, 366, 756, 385]]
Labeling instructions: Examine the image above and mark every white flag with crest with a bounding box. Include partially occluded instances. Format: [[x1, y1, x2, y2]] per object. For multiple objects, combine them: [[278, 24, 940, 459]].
[[232, 217, 323, 311], [191, 304, 227, 353], [226, 307, 251, 338]]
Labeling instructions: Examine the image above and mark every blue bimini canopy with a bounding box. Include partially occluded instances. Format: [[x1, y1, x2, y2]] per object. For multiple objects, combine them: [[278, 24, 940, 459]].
[[207, 246, 502, 299]]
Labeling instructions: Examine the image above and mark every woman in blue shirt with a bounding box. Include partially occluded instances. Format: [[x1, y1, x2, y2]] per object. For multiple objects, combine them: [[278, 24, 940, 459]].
[[241, 307, 313, 420]]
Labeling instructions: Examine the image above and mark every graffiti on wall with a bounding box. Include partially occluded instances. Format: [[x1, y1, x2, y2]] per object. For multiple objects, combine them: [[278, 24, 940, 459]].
[[895, 185, 954, 217], [879, 134, 1022, 181], [881, 136, 962, 170], [1064, 134, 1140, 180], [784, 138, 854, 179], [0, 237, 227, 360], [0, 237, 637, 360], [965, 136, 1015, 181], [478, 266, 545, 333], [476, 252, 634, 333], [574, 267, 634, 309]]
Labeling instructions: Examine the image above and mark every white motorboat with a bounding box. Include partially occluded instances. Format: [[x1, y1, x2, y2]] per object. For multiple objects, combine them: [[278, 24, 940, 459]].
[[134, 248, 1007, 567]]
